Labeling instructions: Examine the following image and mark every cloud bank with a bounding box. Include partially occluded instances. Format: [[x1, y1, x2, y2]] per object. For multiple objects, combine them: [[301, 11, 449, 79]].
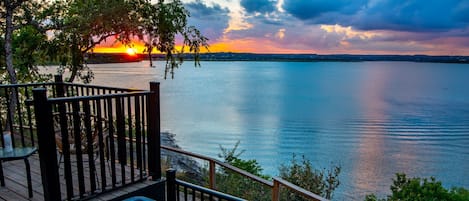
[[182, 0, 469, 55]]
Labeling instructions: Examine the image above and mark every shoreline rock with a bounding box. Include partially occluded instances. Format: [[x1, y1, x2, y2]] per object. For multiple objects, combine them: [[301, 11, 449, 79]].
[[161, 132, 204, 182]]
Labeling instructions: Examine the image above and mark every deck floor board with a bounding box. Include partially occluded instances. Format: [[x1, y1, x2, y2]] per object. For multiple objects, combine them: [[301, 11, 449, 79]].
[[0, 154, 151, 201]]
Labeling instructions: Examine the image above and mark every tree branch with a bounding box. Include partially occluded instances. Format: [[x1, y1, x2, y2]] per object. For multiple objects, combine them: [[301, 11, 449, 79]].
[[11, 0, 26, 10], [81, 32, 122, 53]]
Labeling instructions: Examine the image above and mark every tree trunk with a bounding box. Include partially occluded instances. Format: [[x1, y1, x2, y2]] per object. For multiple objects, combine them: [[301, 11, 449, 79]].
[[66, 39, 81, 83], [148, 48, 153, 67], [4, 0, 18, 132], [5, 1, 18, 85], [67, 68, 77, 82]]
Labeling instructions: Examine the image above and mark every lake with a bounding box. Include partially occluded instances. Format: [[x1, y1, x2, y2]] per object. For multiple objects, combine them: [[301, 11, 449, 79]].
[[60, 61, 469, 200]]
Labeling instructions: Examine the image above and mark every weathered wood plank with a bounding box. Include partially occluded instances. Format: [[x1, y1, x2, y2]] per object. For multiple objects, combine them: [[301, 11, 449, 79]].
[[0, 154, 152, 201]]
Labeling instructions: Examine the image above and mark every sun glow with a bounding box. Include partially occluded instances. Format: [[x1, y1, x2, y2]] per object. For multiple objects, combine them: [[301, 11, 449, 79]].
[[126, 48, 137, 56]]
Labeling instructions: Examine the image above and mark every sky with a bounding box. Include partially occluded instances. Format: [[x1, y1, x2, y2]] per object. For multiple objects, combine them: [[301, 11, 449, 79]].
[[95, 0, 469, 55]]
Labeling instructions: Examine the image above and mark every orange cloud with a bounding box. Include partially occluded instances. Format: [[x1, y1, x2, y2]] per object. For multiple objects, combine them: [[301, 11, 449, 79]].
[[93, 39, 146, 54], [208, 38, 316, 54]]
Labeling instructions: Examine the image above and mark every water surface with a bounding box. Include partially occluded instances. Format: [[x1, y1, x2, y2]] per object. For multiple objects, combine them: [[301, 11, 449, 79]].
[[78, 61, 469, 200]]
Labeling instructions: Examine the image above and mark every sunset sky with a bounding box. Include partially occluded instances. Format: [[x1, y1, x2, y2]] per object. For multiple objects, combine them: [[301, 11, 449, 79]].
[[95, 0, 469, 55]]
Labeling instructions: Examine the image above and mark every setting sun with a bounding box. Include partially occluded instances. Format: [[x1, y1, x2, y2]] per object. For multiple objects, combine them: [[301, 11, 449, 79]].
[[126, 48, 137, 56]]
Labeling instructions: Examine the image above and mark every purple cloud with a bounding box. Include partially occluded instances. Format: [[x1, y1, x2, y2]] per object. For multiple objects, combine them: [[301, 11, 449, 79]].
[[241, 0, 276, 14], [180, 0, 469, 54], [283, 0, 366, 21], [282, 0, 469, 32], [184, 0, 230, 40]]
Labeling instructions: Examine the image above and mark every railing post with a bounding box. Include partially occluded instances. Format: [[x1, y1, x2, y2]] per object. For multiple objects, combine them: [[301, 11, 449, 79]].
[[148, 82, 161, 180], [54, 74, 65, 98], [166, 169, 177, 201], [209, 160, 216, 189], [272, 178, 280, 201], [32, 88, 61, 201]]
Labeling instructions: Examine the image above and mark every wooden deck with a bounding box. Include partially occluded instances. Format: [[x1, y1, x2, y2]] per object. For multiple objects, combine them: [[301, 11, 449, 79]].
[[0, 153, 156, 201]]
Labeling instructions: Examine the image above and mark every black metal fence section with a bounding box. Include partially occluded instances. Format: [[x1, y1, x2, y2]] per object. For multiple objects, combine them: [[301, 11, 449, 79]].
[[11, 75, 163, 201], [166, 169, 246, 201], [32, 82, 161, 200], [45, 91, 152, 199], [0, 75, 143, 149], [0, 82, 56, 148]]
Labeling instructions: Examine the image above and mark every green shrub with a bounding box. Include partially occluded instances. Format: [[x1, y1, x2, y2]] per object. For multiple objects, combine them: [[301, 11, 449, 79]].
[[279, 155, 341, 200], [365, 173, 469, 201], [216, 142, 341, 201], [216, 141, 271, 200]]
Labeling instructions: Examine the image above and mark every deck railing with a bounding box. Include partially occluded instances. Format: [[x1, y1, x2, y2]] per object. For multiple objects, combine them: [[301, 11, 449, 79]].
[[1, 75, 161, 201], [161, 145, 328, 201], [0, 75, 142, 148], [0, 82, 56, 148], [166, 169, 247, 201]]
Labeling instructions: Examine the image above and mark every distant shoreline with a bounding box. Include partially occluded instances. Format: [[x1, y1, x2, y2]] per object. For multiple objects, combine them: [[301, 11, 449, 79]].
[[87, 52, 469, 64]]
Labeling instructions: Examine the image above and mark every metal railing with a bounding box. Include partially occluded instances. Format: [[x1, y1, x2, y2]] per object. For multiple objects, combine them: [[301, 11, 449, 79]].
[[1, 75, 162, 201], [0, 82, 57, 148], [0, 75, 143, 149], [161, 145, 328, 201], [166, 169, 247, 201]]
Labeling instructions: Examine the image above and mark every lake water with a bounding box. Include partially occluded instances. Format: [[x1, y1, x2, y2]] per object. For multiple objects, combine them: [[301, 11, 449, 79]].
[[68, 61, 469, 200]]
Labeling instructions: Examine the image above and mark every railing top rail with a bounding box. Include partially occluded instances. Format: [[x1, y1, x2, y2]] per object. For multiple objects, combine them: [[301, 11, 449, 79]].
[[25, 90, 152, 106], [61, 82, 145, 92], [0, 82, 55, 88], [47, 91, 152, 103], [161, 145, 273, 187], [162, 145, 328, 201], [0, 80, 145, 92], [176, 179, 248, 201], [274, 177, 329, 201]]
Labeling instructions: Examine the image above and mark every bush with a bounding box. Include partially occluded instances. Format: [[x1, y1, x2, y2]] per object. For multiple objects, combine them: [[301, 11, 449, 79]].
[[216, 142, 341, 201], [365, 173, 469, 201], [216, 141, 271, 200], [279, 155, 341, 200]]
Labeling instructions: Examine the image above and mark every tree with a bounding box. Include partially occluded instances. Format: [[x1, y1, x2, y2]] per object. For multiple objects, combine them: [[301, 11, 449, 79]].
[[46, 0, 139, 83], [48, 0, 208, 82], [138, 0, 208, 75], [1, 0, 46, 83], [12, 25, 52, 82], [216, 142, 341, 201], [279, 155, 341, 200], [1, 0, 49, 130], [217, 141, 271, 200], [365, 173, 469, 201]]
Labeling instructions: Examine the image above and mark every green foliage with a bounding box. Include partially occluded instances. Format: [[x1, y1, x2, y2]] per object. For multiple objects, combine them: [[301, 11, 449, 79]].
[[218, 141, 267, 178], [12, 26, 52, 82], [279, 155, 341, 200], [1, 0, 53, 83], [137, 0, 209, 77], [216, 141, 271, 200], [2, 0, 208, 83], [47, 0, 140, 83], [365, 173, 469, 201], [45, 0, 208, 82], [215, 142, 341, 201]]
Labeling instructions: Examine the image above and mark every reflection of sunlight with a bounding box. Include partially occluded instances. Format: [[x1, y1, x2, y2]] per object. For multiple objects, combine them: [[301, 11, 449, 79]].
[[228, 65, 282, 167], [353, 65, 389, 195], [352, 65, 419, 197]]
